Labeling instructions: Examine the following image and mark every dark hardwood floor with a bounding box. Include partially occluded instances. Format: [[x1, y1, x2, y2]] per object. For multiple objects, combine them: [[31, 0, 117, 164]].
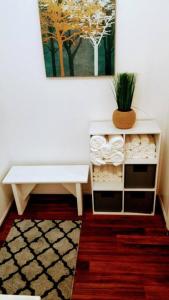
[[0, 194, 169, 300]]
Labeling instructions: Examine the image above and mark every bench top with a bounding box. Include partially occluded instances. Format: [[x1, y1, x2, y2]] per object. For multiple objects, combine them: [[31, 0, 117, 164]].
[[3, 165, 89, 184]]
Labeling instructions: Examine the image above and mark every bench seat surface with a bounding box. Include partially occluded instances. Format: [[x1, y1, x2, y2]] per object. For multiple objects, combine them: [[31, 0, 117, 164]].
[[3, 165, 89, 184]]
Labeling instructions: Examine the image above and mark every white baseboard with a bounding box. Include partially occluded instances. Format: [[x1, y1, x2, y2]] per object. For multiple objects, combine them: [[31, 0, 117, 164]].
[[0, 200, 13, 226], [159, 195, 169, 230]]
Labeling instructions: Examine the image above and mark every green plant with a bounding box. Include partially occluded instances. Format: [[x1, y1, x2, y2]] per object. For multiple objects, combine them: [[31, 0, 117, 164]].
[[113, 73, 136, 112]]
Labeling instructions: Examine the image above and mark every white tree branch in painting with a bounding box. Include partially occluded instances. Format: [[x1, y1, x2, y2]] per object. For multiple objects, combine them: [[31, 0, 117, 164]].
[[78, 0, 115, 76]]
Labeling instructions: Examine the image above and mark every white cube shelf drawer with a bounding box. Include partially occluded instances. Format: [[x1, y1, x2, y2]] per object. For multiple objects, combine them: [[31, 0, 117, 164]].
[[90, 119, 161, 215]]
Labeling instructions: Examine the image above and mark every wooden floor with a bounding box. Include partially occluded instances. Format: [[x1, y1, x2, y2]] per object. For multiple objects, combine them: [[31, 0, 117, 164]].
[[0, 194, 169, 300]]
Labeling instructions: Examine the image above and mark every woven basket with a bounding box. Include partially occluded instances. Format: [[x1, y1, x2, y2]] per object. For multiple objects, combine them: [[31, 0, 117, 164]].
[[113, 109, 136, 129]]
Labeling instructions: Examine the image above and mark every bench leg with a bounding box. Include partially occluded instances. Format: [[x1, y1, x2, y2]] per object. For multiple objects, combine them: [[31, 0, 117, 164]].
[[75, 183, 83, 216], [12, 184, 36, 215]]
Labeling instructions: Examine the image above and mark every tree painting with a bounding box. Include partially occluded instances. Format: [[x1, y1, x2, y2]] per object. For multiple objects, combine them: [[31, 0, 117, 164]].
[[38, 0, 116, 77]]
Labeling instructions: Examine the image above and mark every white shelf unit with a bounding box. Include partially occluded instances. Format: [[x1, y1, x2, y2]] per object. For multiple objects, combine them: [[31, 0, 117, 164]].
[[90, 119, 161, 215]]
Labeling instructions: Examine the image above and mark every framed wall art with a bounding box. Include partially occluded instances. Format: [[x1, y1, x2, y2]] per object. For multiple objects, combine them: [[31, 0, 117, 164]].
[[38, 0, 116, 77]]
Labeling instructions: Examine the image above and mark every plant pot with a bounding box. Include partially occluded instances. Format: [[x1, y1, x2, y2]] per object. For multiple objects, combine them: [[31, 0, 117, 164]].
[[113, 109, 136, 129]]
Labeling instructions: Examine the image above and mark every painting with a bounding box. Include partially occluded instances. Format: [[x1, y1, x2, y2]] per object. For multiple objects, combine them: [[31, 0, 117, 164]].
[[38, 0, 116, 77]]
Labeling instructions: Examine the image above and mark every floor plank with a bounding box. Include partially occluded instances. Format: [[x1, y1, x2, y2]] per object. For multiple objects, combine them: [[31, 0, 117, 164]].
[[0, 194, 169, 300]]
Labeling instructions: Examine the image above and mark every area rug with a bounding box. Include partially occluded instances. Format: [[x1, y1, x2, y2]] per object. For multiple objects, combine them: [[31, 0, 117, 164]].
[[0, 219, 81, 300]]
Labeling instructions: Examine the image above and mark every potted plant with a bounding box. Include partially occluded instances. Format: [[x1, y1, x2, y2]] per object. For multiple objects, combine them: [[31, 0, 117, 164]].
[[112, 72, 136, 129]]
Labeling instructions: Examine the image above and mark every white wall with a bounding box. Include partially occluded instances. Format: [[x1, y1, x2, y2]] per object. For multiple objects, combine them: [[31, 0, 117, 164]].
[[0, 0, 169, 223], [159, 105, 169, 229]]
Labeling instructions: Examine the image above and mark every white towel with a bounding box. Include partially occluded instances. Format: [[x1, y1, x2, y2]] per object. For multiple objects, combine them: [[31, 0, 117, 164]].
[[149, 135, 155, 144], [91, 156, 105, 166], [93, 165, 122, 182], [90, 149, 105, 166], [113, 176, 122, 182], [91, 148, 102, 157], [146, 153, 156, 159], [93, 165, 102, 174], [126, 146, 141, 158], [125, 150, 132, 159], [141, 148, 156, 159], [148, 144, 156, 151], [140, 134, 150, 146], [108, 135, 124, 150], [90, 135, 107, 150], [130, 134, 140, 146], [100, 143, 113, 159], [146, 135, 156, 151], [126, 146, 156, 160], [107, 151, 124, 166], [125, 135, 140, 151], [125, 135, 131, 150], [113, 165, 122, 177]]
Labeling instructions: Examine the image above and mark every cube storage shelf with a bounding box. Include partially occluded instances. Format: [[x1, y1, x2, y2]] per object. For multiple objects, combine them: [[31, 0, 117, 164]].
[[90, 119, 161, 215]]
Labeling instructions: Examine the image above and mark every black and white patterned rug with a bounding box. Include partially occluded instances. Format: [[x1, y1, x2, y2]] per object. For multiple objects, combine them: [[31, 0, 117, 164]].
[[0, 219, 81, 300]]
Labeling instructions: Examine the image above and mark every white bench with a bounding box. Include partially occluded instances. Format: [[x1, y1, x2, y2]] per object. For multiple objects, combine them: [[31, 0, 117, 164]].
[[2, 165, 89, 216]]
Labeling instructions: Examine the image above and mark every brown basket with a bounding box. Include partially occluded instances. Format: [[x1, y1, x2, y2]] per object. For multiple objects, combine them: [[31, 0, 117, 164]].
[[113, 109, 136, 129]]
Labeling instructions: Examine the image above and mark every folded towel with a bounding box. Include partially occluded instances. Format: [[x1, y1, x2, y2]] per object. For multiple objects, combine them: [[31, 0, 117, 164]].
[[148, 144, 156, 151], [125, 135, 132, 151], [142, 149, 156, 159], [93, 164, 123, 183], [90, 149, 105, 166], [106, 151, 124, 166], [90, 135, 107, 150], [91, 148, 102, 157], [93, 165, 102, 174], [125, 150, 131, 159], [125, 135, 140, 151], [146, 153, 156, 159], [125, 134, 156, 160], [126, 147, 156, 160], [108, 135, 124, 150], [90, 155, 105, 166], [100, 144, 113, 159], [149, 135, 155, 143], [125, 135, 131, 143], [140, 134, 150, 146], [93, 171, 122, 182], [126, 152, 140, 159], [112, 176, 122, 182], [130, 134, 140, 146], [147, 135, 156, 151], [113, 165, 122, 177]]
